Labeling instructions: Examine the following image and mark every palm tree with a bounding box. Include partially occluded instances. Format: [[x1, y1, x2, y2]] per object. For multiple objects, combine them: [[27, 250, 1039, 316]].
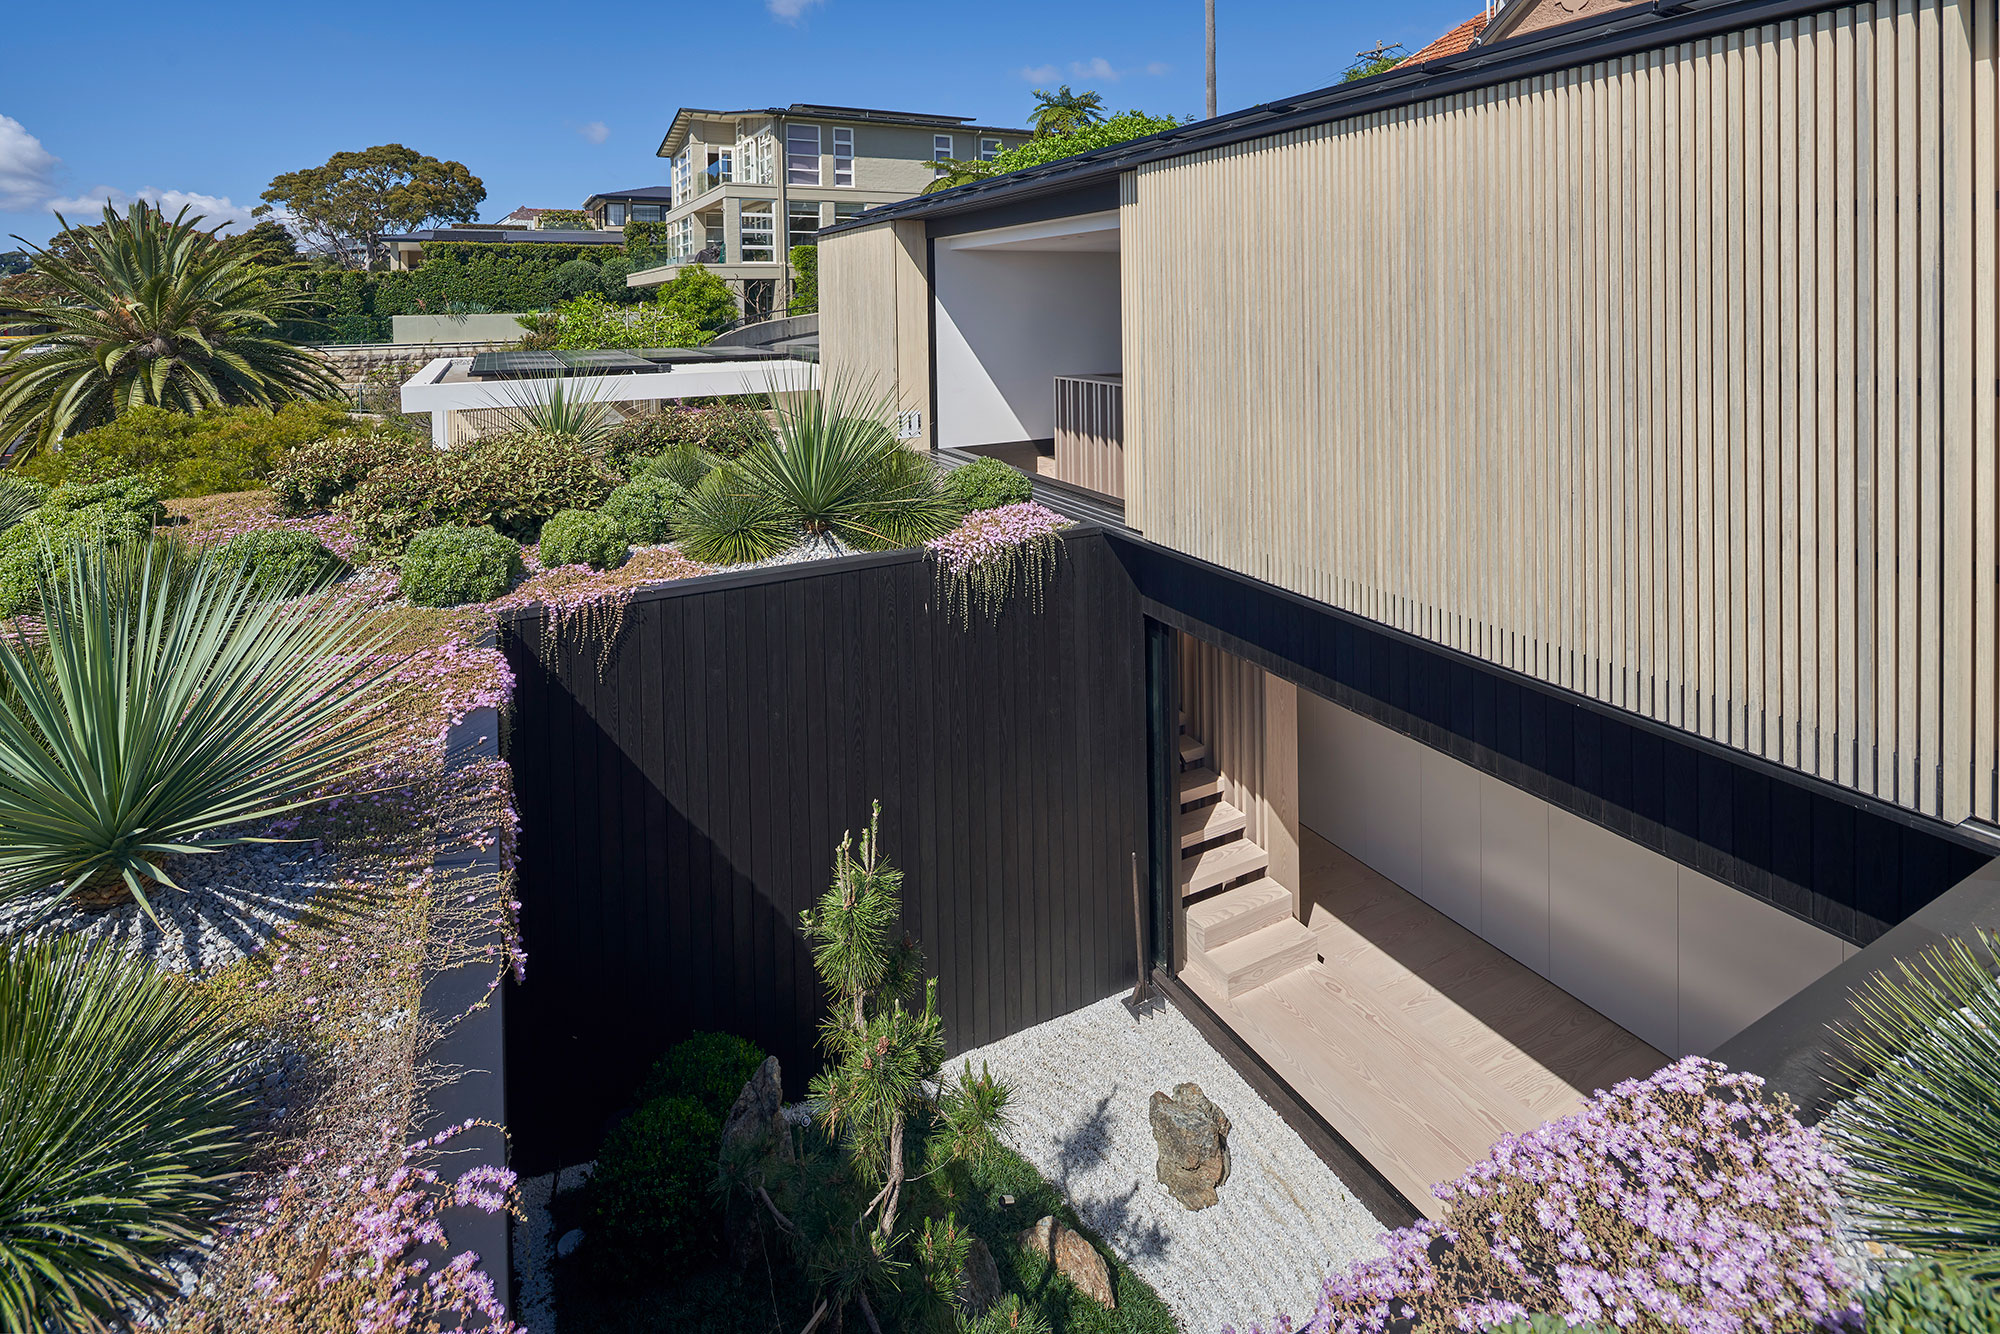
[[1028, 85, 1108, 138], [920, 158, 993, 195], [0, 202, 341, 458]]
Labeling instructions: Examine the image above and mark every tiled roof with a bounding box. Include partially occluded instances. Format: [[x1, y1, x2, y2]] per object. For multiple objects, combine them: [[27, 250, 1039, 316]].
[[1397, 12, 1491, 68]]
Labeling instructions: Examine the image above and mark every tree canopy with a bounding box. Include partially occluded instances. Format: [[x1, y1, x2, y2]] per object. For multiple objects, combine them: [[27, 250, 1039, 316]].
[[257, 144, 485, 267], [1028, 84, 1107, 137], [923, 109, 1184, 194]]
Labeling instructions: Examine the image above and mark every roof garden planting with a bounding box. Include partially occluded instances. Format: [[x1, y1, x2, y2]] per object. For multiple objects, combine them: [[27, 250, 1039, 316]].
[[0, 381, 1073, 1331]]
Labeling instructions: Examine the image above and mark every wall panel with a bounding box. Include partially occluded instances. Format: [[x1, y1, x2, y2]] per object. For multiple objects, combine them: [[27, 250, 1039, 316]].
[[1122, 0, 1999, 825]]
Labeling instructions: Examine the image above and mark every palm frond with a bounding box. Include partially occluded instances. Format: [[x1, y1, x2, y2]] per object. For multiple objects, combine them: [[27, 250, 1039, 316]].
[[0, 935, 254, 1331], [0, 202, 342, 456], [0, 537, 403, 912]]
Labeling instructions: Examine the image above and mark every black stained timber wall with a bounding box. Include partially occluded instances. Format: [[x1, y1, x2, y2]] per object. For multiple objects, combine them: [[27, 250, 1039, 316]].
[[1105, 533, 1990, 952], [501, 533, 1146, 1171]]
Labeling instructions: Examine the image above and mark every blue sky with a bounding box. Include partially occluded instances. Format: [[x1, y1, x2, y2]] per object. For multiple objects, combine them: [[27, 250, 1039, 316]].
[[1, 0, 1472, 251]]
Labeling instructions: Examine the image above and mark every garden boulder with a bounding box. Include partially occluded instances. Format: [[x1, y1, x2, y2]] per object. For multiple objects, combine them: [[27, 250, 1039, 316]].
[[1016, 1215, 1115, 1309], [1149, 1081, 1231, 1210], [719, 1055, 792, 1268], [956, 1236, 1002, 1317]]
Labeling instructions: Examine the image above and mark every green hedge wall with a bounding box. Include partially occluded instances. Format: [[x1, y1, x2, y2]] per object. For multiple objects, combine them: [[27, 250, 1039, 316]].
[[276, 241, 647, 343]]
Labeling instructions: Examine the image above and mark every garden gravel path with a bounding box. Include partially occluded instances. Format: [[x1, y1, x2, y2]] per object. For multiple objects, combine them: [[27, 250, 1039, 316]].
[[0, 841, 343, 975], [952, 992, 1387, 1334]]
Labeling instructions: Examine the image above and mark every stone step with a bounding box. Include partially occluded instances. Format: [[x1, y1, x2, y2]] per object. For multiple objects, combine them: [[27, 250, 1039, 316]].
[[1185, 878, 1294, 952], [1190, 918, 1320, 1000], [1178, 799, 1248, 849], [1180, 838, 1269, 897]]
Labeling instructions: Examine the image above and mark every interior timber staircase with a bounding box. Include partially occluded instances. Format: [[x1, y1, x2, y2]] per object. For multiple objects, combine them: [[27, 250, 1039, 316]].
[[1177, 721, 1319, 999]]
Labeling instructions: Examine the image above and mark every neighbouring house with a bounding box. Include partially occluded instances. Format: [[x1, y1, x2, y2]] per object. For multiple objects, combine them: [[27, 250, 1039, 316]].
[[797, 0, 2000, 1219], [618, 103, 1033, 320], [579, 184, 675, 230], [1396, 0, 1648, 70]]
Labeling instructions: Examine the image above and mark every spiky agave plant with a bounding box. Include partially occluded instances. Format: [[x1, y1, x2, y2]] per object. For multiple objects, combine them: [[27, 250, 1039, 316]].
[[0, 537, 402, 914], [0, 478, 45, 535], [0, 935, 254, 1331], [1823, 930, 2000, 1279], [501, 375, 616, 448], [728, 374, 955, 553], [0, 201, 342, 456]]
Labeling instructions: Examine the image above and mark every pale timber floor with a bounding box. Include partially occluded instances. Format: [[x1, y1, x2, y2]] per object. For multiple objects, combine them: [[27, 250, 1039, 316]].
[[1181, 828, 1665, 1218]]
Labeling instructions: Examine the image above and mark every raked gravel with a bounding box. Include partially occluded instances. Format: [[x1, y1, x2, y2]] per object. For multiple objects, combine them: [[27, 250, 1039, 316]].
[[953, 992, 1387, 1334]]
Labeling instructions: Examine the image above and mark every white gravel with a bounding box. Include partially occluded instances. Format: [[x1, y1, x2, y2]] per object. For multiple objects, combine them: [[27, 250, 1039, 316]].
[[0, 841, 343, 975], [952, 992, 1388, 1334]]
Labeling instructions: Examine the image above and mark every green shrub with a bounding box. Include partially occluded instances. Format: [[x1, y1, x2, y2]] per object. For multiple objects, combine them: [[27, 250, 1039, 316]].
[[602, 476, 686, 545], [637, 1032, 768, 1116], [468, 432, 621, 541], [788, 244, 818, 316], [43, 474, 166, 526], [943, 456, 1034, 516], [522, 292, 710, 351], [0, 538, 394, 906], [270, 430, 426, 517], [537, 508, 628, 571], [398, 525, 523, 607], [658, 265, 739, 333], [19, 402, 358, 497], [0, 936, 254, 1330], [1863, 1264, 2000, 1333], [549, 257, 603, 301], [0, 478, 162, 616], [605, 402, 771, 465], [335, 451, 500, 555], [588, 1094, 723, 1281], [211, 529, 348, 596]]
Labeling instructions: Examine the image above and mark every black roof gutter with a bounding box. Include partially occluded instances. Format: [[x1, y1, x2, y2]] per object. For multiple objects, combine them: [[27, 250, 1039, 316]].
[[819, 0, 1852, 239]]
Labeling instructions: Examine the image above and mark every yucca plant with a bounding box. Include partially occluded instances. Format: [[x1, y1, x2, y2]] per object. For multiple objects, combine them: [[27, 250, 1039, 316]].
[[0, 202, 342, 457], [688, 375, 954, 558], [502, 375, 616, 448], [670, 464, 796, 564], [0, 537, 401, 914], [1823, 930, 2000, 1280], [0, 479, 45, 535], [0, 935, 254, 1331]]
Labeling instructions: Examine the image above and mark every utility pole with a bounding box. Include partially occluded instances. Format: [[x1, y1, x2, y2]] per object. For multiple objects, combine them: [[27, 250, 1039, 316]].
[[1204, 0, 1217, 119]]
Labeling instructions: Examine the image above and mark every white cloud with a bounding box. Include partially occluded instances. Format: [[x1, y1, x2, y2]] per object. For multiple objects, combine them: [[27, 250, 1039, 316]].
[[1144, 61, 1172, 76], [1072, 56, 1120, 81], [1020, 57, 1172, 85], [1019, 64, 1061, 83], [43, 186, 261, 234], [0, 114, 60, 211], [578, 120, 610, 145], [767, 0, 822, 22]]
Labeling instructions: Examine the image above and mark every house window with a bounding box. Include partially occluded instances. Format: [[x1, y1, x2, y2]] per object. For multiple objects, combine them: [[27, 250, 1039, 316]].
[[740, 203, 775, 262], [834, 202, 866, 223], [669, 217, 694, 260], [832, 127, 854, 186], [978, 137, 1003, 161], [672, 149, 692, 205], [604, 203, 626, 226], [788, 202, 822, 250], [786, 123, 821, 186], [631, 204, 664, 223], [933, 134, 954, 174], [706, 148, 732, 189]]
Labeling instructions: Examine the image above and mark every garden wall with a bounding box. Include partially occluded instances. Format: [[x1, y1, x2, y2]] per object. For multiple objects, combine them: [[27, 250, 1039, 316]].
[[499, 532, 1148, 1171]]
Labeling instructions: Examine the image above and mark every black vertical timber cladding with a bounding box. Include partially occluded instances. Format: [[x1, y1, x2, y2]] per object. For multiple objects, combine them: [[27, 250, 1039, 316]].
[[502, 535, 1146, 1172], [1104, 533, 1990, 957]]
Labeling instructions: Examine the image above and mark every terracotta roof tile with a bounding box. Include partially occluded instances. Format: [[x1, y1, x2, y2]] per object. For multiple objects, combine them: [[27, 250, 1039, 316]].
[[1396, 12, 1491, 68]]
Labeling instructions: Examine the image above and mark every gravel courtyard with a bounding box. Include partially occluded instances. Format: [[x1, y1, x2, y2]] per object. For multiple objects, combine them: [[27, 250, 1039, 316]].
[[953, 991, 1389, 1334]]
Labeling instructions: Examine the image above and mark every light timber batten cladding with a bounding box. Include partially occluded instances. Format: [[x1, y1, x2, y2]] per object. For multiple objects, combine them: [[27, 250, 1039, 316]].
[[1119, 0, 2000, 825]]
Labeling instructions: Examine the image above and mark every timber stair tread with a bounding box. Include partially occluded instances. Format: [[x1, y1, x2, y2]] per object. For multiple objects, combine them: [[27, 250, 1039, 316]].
[[1185, 877, 1293, 952], [1179, 766, 1224, 806], [1180, 838, 1269, 897], [1190, 918, 1321, 1001], [1179, 799, 1248, 849], [1178, 734, 1209, 767]]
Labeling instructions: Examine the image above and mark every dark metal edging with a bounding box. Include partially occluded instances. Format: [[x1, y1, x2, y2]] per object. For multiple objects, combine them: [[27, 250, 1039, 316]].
[[1154, 968, 1421, 1231]]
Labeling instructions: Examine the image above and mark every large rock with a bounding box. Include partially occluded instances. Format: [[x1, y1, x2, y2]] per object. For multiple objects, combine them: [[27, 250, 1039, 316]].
[[1016, 1215, 1116, 1309], [720, 1056, 792, 1269], [1150, 1081, 1231, 1210], [957, 1235, 1003, 1317]]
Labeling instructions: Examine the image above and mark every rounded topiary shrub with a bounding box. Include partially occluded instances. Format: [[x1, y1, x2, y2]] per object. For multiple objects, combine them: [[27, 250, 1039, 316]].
[[537, 508, 628, 571], [398, 525, 523, 607], [942, 456, 1034, 516], [269, 431, 424, 517], [587, 1094, 722, 1281], [212, 529, 349, 596], [637, 1032, 768, 1116], [601, 477, 685, 546], [468, 432, 620, 541]]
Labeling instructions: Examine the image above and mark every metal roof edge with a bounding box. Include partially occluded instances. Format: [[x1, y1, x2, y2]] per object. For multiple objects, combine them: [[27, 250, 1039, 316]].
[[818, 0, 1849, 240]]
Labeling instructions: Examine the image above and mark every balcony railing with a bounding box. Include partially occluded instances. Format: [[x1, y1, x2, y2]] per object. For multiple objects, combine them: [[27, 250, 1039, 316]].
[[1053, 373, 1123, 501]]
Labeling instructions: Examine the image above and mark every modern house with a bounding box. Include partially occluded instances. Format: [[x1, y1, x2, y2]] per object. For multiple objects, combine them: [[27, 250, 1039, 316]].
[[618, 103, 1033, 318], [579, 185, 676, 229], [794, 0, 2000, 1214]]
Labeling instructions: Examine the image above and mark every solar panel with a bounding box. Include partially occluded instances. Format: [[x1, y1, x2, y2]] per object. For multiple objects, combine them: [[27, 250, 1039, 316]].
[[468, 350, 563, 377], [552, 349, 652, 371]]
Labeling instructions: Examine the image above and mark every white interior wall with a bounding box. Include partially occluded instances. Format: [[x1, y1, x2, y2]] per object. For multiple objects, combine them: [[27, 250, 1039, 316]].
[[1297, 691, 1858, 1057], [932, 245, 1120, 449]]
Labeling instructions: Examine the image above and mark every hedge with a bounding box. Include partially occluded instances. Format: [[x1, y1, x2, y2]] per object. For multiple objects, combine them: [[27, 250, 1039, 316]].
[[273, 241, 647, 343]]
